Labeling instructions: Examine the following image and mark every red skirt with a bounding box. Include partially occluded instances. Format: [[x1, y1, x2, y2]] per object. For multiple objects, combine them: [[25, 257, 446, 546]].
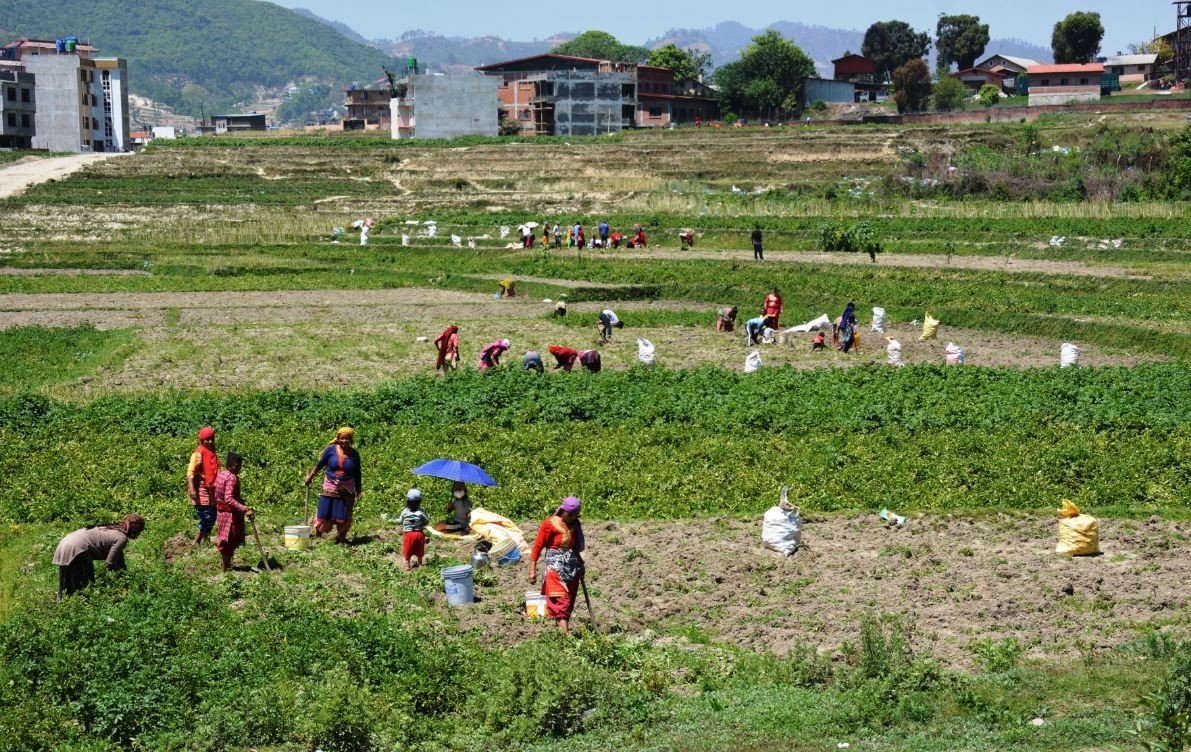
[[402, 530, 426, 560]]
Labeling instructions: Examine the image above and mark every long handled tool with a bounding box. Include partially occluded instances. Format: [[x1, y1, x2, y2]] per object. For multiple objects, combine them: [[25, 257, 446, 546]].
[[579, 574, 599, 631], [249, 515, 271, 572]]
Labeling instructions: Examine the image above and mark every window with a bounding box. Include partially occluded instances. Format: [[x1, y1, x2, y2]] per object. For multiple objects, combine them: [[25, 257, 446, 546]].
[[20, 114, 28, 128]]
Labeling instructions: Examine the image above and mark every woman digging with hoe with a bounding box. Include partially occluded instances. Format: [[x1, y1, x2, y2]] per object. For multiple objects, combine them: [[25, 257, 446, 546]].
[[529, 496, 587, 634]]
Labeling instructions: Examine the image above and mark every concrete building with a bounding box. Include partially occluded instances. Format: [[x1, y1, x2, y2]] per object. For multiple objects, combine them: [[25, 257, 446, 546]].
[[0, 70, 36, 148], [1027, 63, 1103, 106], [1103, 53, 1158, 83], [477, 52, 715, 134], [390, 73, 498, 139], [949, 67, 1006, 94], [1, 39, 129, 152]]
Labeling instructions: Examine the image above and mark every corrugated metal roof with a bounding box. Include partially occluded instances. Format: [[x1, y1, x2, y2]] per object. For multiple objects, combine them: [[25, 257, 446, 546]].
[[1027, 63, 1104, 74]]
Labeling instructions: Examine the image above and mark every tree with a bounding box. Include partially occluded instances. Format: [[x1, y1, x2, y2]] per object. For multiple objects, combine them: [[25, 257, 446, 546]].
[[978, 83, 1001, 107], [646, 43, 712, 83], [890, 59, 933, 113], [936, 14, 990, 72], [1051, 12, 1104, 64], [713, 30, 815, 119], [862, 20, 931, 79], [552, 30, 648, 62]]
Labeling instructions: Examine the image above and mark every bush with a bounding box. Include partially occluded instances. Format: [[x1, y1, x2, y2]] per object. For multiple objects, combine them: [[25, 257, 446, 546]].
[[978, 84, 1001, 107], [819, 220, 883, 259], [498, 117, 522, 137], [932, 76, 968, 111]]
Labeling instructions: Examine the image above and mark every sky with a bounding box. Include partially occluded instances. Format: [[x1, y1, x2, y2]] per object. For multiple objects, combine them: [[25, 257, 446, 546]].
[[271, 0, 1168, 56]]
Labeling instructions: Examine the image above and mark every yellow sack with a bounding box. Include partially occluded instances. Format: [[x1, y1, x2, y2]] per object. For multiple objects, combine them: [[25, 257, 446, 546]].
[[1055, 499, 1099, 556], [920, 312, 939, 341]]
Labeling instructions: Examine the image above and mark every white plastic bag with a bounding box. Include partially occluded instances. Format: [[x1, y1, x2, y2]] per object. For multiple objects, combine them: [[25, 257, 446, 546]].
[[886, 338, 904, 367], [1060, 343, 1080, 368], [945, 342, 964, 365], [788, 313, 832, 334], [762, 486, 802, 556], [871, 307, 886, 333], [744, 350, 762, 373], [637, 337, 656, 366]]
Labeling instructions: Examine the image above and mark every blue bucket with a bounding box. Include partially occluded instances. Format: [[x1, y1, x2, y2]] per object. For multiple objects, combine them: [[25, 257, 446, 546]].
[[441, 564, 474, 606]]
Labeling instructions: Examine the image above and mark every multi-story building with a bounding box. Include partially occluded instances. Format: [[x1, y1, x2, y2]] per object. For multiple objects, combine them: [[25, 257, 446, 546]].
[[0, 70, 36, 148], [0, 39, 129, 152]]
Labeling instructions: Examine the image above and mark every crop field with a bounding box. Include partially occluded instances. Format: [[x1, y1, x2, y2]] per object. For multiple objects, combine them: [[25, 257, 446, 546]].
[[0, 115, 1188, 751]]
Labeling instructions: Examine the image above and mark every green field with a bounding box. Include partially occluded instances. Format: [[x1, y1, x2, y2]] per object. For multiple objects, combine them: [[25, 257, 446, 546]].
[[0, 119, 1188, 751]]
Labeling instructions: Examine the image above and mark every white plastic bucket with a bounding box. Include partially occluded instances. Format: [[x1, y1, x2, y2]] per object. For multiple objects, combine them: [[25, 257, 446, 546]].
[[441, 565, 474, 606], [283, 525, 311, 551], [525, 591, 547, 619]]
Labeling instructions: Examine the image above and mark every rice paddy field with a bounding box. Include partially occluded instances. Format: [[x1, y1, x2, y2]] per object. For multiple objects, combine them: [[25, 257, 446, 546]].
[[0, 112, 1188, 751]]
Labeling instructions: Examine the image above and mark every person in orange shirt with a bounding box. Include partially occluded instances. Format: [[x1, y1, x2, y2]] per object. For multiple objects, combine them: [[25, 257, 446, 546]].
[[186, 426, 219, 545], [763, 288, 783, 329], [529, 496, 586, 634]]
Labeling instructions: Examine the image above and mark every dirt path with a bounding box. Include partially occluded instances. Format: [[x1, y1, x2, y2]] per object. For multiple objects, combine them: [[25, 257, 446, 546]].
[[604, 249, 1151, 279], [428, 514, 1190, 669], [0, 153, 125, 200]]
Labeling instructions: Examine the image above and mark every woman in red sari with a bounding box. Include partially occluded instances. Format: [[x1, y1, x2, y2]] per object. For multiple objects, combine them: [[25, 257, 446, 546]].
[[529, 496, 586, 634]]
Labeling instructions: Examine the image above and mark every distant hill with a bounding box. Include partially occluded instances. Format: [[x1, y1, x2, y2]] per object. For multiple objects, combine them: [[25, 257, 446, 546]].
[[0, 0, 399, 117]]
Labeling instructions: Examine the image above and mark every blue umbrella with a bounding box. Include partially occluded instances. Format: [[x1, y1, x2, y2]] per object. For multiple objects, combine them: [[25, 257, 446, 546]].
[[411, 459, 499, 487]]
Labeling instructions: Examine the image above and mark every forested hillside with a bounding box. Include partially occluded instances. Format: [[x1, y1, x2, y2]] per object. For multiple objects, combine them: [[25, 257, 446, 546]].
[[0, 0, 397, 115]]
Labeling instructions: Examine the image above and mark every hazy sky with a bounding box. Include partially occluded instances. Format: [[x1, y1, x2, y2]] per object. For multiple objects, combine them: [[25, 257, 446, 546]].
[[271, 1, 1167, 55]]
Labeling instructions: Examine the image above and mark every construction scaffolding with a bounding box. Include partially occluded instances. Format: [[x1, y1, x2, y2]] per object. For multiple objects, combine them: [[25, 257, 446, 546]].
[[1175, 1, 1191, 81]]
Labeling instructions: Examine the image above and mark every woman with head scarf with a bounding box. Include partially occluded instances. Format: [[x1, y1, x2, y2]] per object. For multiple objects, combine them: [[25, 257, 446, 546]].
[[186, 426, 219, 545], [53, 514, 145, 598], [529, 496, 586, 634], [479, 339, 511, 371], [434, 325, 460, 373], [834, 301, 858, 353], [305, 427, 362, 543], [548, 345, 579, 372]]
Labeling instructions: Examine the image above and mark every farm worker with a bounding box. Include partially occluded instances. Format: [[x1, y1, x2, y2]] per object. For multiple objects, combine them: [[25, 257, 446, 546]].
[[745, 315, 775, 346], [751, 225, 764, 261], [596, 309, 623, 343], [716, 306, 738, 332], [812, 331, 826, 352], [609, 232, 624, 249], [763, 288, 784, 329], [523, 350, 545, 373], [213, 451, 254, 573], [401, 488, 430, 571], [479, 338, 511, 371], [434, 325, 460, 373], [53, 513, 145, 598], [833, 301, 859, 353], [549, 345, 579, 372], [553, 223, 562, 248], [304, 427, 362, 543], [679, 229, 695, 249], [578, 349, 602, 373], [187, 426, 220, 545], [598, 220, 610, 245], [497, 278, 516, 298], [552, 299, 568, 318], [529, 495, 586, 634], [445, 481, 471, 533], [628, 224, 647, 248]]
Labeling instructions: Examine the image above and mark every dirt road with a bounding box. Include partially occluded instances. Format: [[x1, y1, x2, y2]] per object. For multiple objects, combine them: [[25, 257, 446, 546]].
[[0, 152, 124, 200]]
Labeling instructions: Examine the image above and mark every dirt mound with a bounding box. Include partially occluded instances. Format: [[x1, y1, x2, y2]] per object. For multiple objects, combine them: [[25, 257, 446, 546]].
[[437, 514, 1190, 669]]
